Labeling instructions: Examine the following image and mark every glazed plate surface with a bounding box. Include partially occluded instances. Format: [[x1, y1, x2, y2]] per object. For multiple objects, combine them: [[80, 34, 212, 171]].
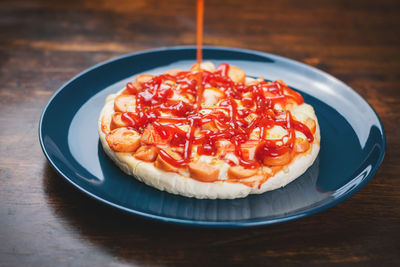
[[39, 47, 385, 227]]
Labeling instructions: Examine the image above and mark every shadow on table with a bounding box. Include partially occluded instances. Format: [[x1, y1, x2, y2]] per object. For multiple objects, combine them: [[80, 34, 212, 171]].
[[42, 162, 380, 265]]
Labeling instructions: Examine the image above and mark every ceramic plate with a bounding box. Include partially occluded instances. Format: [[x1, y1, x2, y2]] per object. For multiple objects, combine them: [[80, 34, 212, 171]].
[[39, 46, 385, 227]]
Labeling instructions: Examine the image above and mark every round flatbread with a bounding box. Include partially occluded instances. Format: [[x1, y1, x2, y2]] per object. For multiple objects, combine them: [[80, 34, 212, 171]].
[[98, 62, 320, 199]]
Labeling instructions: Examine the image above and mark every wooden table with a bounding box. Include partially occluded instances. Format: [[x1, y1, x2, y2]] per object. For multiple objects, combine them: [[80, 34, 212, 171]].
[[1, 0, 399, 265]]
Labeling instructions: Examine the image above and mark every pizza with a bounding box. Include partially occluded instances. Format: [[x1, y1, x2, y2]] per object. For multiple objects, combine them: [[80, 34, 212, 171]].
[[98, 62, 320, 199]]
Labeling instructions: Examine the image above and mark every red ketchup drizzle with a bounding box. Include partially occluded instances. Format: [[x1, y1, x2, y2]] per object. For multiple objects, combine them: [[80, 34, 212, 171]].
[[120, 63, 313, 168], [216, 63, 229, 77]]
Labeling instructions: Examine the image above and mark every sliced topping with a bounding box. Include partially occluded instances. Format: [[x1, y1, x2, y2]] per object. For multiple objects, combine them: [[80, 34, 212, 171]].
[[245, 77, 263, 86], [106, 128, 140, 152], [188, 161, 219, 182], [304, 118, 316, 134], [228, 165, 258, 180], [262, 151, 291, 166], [125, 82, 141, 95], [202, 87, 225, 107], [141, 127, 170, 145], [227, 65, 246, 83], [190, 61, 215, 72], [114, 95, 135, 113], [134, 145, 158, 162], [110, 112, 130, 130], [154, 148, 182, 173], [136, 74, 154, 84], [294, 138, 310, 153], [240, 140, 259, 161], [120, 88, 133, 95], [282, 83, 304, 105], [101, 114, 112, 134], [165, 69, 184, 75]]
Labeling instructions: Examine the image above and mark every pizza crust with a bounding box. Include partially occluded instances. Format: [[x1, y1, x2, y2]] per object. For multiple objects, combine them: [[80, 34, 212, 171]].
[[98, 93, 320, 199]]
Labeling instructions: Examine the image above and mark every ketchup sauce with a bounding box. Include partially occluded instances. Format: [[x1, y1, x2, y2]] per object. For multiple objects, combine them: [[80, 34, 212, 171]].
[[120, 64, 313, 169]]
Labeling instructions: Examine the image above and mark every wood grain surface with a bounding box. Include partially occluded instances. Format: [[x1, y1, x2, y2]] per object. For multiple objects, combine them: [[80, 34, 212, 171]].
[[1, 0, 399, 265]]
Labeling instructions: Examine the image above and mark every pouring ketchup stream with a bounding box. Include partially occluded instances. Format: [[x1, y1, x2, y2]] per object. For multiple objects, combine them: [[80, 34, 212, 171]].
[[119, 0, 314, 169], [196, 0, 204, 64]]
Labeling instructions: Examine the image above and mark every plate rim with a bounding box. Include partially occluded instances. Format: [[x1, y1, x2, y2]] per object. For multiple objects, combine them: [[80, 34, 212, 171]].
[[39, 45, 386, 227]]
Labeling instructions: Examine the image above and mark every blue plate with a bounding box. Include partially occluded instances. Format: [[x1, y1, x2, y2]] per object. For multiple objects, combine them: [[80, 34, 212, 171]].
[[39, 46, 385, 227]]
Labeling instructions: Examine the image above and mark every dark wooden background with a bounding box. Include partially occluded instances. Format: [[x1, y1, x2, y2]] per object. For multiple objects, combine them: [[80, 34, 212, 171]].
[[1, 0, 399, 265]]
